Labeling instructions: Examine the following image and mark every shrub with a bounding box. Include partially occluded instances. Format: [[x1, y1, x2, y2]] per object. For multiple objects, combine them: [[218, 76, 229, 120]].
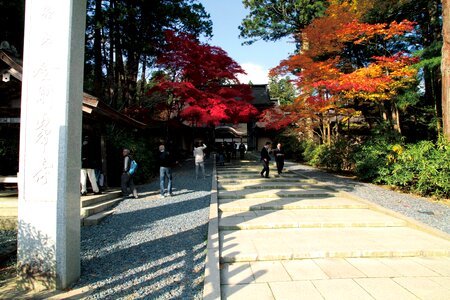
[[307, 144, 329, 168], [302, 138, 357, 172], [273, 135, 307, 161], [303, 140, 318, 163], [384, 140, 450, 198], [353, 125, 403, 182]]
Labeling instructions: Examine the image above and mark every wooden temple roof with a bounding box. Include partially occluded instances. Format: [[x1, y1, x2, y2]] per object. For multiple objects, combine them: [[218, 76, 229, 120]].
[[0, 49, 146, 129]]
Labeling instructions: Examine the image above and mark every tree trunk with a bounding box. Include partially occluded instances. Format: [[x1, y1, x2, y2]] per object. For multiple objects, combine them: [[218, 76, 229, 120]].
[[443, 0, 450, 140], [107, 0, 117, 108], [138, 55, 147, 105], [391, 101, 401, 134], [124, 52, 139, 106], [115, 36, 125, 108], [93, 0, 103, 98]]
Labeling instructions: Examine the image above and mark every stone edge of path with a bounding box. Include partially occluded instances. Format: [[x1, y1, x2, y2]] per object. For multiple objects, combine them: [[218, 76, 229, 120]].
[[202, 160, 221, 300]]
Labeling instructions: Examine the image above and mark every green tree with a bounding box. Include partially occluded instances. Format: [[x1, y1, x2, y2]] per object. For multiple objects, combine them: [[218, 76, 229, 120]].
[[268, 75, 296, 105], [238, 0, 327, 47]]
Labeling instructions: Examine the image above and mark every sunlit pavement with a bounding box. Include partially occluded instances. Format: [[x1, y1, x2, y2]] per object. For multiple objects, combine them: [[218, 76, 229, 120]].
[[203, 159, 450, 300]]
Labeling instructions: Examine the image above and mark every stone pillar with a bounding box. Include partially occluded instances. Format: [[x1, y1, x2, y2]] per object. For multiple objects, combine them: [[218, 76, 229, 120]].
[[18, 0, 86, 289]]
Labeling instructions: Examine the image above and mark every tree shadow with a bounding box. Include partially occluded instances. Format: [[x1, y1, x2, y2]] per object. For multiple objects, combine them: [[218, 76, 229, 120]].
[[72, 160, 215, 299]]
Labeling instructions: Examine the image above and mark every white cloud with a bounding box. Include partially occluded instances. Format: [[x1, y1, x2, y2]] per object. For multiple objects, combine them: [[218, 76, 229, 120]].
[[237, 63, 269, 84]]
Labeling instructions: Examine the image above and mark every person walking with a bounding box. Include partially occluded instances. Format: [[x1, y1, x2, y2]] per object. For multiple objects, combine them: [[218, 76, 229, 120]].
[[217, 143, 225, 166], [193, 141, 207, 179], [80, 135, 101, 196], [121, 148, 138, 199], [159, 144, 174, 198], [273, 142, 285, 174], [239, 142, 246, 160], [260, 141, 272, 178]]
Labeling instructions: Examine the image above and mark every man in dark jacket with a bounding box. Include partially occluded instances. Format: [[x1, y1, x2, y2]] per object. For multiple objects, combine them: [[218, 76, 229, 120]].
[[260, 141, 272, 178], [121, 148, 138, 199], [159, 144, 174, 198]]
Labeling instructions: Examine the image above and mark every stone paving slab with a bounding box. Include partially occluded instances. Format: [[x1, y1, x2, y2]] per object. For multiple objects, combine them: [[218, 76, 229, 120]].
[[220, 227, 450, 263], [219, 196, 369, 211], [221, 257, 450, 282], [219, 208, 407, 229], [221, 257, 450, 299]]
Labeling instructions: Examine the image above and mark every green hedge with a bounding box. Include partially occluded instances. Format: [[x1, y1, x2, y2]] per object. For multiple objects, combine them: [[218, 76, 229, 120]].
[[303, 135, 450, 199]]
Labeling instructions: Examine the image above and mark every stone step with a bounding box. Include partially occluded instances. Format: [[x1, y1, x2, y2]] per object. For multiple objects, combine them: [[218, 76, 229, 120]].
[[218, 182, 327, 190], [0, 207, 17, 218], [80, 197, 122, 218], [218, 169, 280, 174], [1, 198, 18, 230], [218, 173, 301, 179], [0, 217, 17, 230], [219, 208, 407, 230], [81, 190, 122, 207], [219, 227, 450, 263], [0, 191, 18, 197], [219, 196, 369, 212], [218, 178, 318, 184], [218, 188, 336, 199], [82, 209, 115, 226]]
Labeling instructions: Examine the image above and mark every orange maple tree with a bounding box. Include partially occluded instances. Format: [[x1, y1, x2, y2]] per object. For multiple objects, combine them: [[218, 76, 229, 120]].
[[266, 1, 418, 140]]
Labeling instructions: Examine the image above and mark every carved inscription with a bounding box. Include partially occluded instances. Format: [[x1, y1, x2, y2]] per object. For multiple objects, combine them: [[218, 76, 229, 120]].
[[27, 5, 58, 191]]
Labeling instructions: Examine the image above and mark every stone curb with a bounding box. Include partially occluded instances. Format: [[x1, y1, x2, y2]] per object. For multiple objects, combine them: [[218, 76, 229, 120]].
[[202, 158, 221, 300]]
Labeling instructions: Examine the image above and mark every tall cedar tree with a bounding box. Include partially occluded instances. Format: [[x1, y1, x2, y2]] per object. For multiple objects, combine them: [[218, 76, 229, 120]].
[[264, 2, 417, 142], [84, 0, 212, 109], [239, 0, 328, 48], [147, 30, 258, 126]]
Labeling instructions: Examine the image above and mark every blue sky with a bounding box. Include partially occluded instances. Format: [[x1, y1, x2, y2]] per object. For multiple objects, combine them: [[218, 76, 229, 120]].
[[199, 0, 296, 84]]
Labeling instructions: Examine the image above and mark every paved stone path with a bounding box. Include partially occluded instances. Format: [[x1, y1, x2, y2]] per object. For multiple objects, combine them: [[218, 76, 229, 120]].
[[213, 160, 450, 300]]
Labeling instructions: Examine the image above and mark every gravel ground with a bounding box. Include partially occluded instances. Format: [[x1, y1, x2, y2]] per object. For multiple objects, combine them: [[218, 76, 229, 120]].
[[72, 158, 214, 300], [286, 162, 450, 234]]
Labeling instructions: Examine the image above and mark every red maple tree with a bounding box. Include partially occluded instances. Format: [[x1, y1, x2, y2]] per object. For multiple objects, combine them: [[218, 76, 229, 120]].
[[148, 30, 258, 126]]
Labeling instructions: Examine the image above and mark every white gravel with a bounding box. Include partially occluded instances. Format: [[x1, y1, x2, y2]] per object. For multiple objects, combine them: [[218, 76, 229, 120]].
[[74, 158, 213, 300]]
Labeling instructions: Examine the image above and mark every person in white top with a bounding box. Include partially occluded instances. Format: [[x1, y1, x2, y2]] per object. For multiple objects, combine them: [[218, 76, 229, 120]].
[[193, 141, 207, 179]]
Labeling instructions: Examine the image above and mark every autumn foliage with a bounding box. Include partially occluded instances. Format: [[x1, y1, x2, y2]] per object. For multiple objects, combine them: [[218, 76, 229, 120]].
[[264, 2, 418, 139], [147, 30, 258, 126]]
